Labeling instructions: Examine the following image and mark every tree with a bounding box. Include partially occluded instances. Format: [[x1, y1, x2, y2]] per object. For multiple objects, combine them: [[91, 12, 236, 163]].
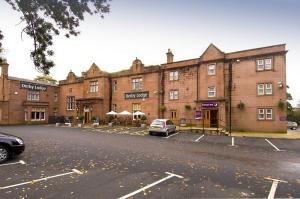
[[0, 30, 4, 64], [34, 75, 57, 84], [0, 0, 110, 74]]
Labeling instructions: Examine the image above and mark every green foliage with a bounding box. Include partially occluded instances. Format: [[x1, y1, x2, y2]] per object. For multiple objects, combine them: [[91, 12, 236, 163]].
[[91, 116, 97, 122], [0, 30, 3, 64], [78, 115, 84, 123], [159, 105, 166, 112], [34, 75, 57, 84], [237, 101, 245, 110], [2, 0, 111, 74], [278, 100, 285, 111], [185, 104, 191, 110], [141, 115, 147, 121], [107, 115, 114, 123]]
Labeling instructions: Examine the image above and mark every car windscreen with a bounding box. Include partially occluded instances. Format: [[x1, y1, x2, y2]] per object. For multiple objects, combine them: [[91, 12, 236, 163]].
[[151, 120, 164, 125]]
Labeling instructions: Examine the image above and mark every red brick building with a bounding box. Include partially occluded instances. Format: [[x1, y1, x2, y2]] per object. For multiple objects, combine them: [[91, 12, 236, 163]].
[[0, 44, 287, 132]]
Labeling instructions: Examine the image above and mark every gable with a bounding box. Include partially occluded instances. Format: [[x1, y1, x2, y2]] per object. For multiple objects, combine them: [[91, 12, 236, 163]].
[[200, 44, 224, 61], [86, 63, 102, 77]]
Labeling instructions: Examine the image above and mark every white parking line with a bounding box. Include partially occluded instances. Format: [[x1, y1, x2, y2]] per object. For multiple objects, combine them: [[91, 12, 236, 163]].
[[0, 160, 26, 167], [194, 134, 205, 142], [164, 132, 179, 139], [0, 169, 83, 190], [265, 177, 287, 199], [265, 139, 282, 151], [118, 172, 183, 199]]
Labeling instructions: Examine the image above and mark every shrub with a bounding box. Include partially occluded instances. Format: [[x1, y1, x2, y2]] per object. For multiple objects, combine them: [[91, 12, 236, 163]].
[[278, 100, 285, 111], [237, 101, 245, 110], [159, 105, 166, 112], [78, 115, 85, 123], [185, 104, 191, 110]]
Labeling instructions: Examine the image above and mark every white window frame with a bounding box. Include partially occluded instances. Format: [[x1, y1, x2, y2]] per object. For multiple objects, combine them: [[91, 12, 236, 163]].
[[257, 59, 264, 71], [169, 71, 179, 81], [27, 91, 40, 101], [54, 92, 58, 102], [67, 96, 76, 111], [113, 80, 117, 92], [207, 64, 216, 75], [264, 58, 272, 70], [265, 83, 272, 95], [258, 109, 265, 120], [89, 80, 98, 93], [132, 78, 143, 90], [257, 84, 265, 96], [266, 108, 273, 120], [30, 108, 46, 121], [208, 86, 216, 98], [169, 90, 179, 100]]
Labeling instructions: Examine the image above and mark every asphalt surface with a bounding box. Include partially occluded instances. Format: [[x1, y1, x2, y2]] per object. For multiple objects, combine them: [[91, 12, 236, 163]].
[[0, 125, 299, 199]]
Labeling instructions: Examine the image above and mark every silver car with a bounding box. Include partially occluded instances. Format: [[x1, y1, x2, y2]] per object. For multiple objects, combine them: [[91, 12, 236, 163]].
[[149, 119, 176, 136], [287, 121, 298, 130]]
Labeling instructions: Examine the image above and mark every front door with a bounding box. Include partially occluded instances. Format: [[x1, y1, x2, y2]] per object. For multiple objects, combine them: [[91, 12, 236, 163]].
[[84, 112, 90, 123], [210, 110, 218, 128], [203, 110, 210, 127]]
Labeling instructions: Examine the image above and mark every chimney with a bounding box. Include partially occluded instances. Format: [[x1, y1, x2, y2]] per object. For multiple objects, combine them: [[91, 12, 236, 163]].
[[166, 49, 174, 63], [0, 59, 8, 77]]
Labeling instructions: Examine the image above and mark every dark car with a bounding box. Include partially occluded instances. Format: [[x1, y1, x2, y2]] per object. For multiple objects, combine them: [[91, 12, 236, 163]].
[[0, 132, 25, 163]]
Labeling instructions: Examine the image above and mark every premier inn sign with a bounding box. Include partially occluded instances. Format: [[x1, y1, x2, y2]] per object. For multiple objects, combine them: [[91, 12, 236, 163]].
[[124, 91, 149, 100], [20, 82, 47, 91]]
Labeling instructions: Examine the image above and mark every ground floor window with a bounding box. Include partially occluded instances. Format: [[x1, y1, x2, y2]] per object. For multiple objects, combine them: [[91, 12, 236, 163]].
[[258, 108, 272, 120], [31, 108, 46, 121], [170, 110, 178, 120], [132, 103, 141, 120]]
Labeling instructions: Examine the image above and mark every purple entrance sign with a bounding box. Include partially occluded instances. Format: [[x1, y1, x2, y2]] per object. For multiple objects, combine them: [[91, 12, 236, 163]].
[[195, 111, 202, 120], [201, 102, 218, 108]]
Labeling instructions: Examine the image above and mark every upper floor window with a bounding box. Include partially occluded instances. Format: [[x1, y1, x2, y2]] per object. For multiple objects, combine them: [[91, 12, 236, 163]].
[[89, 81, 98, 93], [27, 91, 40, 101], [257, 58, 272, 71], [169, 90, 179, 100], [113, 80, 117, 92], [257, 83, 272, 96], [54, 92, 58, 102], [169, 71, 179, 81], [207, 64, 216, 75], [208, 86, 216, 97], [258, 108, 273, 120], [67, 96, 75, 111], [132, 78, 143, 90]]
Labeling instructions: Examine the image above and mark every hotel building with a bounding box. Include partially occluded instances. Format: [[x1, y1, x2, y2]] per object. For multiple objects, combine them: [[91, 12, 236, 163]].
[[0, 44, 287, 132]]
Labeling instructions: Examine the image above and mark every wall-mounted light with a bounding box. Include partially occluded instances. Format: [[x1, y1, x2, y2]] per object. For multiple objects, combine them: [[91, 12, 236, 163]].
[[277, 81, 283, 88]]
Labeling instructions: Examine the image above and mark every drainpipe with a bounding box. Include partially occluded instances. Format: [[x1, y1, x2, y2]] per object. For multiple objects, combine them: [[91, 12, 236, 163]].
[[109, 77, 112, 111], [228, 62, 233, 136]]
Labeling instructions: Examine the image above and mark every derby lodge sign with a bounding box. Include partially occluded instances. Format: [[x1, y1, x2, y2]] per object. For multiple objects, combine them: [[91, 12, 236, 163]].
[[124, 91, 149, 100], [20, 82, 47, 91]]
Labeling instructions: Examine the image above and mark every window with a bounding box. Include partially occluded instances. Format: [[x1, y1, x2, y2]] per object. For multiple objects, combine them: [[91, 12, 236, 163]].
[[257, 58, 272, 71], [257, 83, 272, 95], [27, 91, 40, 101], [266, 109, 273, 120], [112, 104, 117, 112], [258, 108, 273, 120], [54, 92, 58, 102], [67, 96, 75, 110], [207, 64, 216, 75], [89, 81, 98, 92], [169, 90, 179, 100], [169, 71, 179, 81], [113, 80, 117, 92], [0, 67, 2, 76], [171, 110, 178, 120], [265, 83, 272, 95], [208, 86, 216, 97], [132, 78, 143, 90], [31, 108, 46, 121], [257, 84, 264, 96], [132, 103, 141, 120]]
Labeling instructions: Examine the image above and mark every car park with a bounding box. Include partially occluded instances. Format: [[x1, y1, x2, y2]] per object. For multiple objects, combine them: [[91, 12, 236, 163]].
[[0, 132, 25, 163], [148, 119, 176, 136], [287, 121, 298, 130]]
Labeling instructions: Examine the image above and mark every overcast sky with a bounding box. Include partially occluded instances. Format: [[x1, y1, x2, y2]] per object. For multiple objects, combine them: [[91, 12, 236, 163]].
[[0, 0, 299, 106]]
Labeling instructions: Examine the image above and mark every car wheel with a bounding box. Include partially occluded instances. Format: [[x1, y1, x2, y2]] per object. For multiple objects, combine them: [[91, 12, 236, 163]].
[[293, 127, 297, 130], [0, 145, 9, 164], [165, 130, 169, 137], [149, 131, 153, 136]]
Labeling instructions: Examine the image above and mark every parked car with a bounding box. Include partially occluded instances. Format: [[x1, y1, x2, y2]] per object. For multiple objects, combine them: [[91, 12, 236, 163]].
[[287, 121, 298, 130], [0, 132, 25, 163], [149, 119, 176, 136]]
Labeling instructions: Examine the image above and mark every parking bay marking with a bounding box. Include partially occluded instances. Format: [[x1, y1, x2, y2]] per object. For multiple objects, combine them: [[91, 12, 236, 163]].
[[265, 139, 283, 151], [0, 160, 26, 167], [194, 134, 205, 142], [118, 172, 183, 199], [0, 169, 83, 190], [265, 177, 287, 199], [164, 132, 179, 139]]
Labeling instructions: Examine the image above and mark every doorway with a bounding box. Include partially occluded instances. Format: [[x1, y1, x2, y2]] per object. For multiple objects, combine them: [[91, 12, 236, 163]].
[[203, 110, 210, 127], [210, 110, 218, 128], [84, 111, 90, 123]]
